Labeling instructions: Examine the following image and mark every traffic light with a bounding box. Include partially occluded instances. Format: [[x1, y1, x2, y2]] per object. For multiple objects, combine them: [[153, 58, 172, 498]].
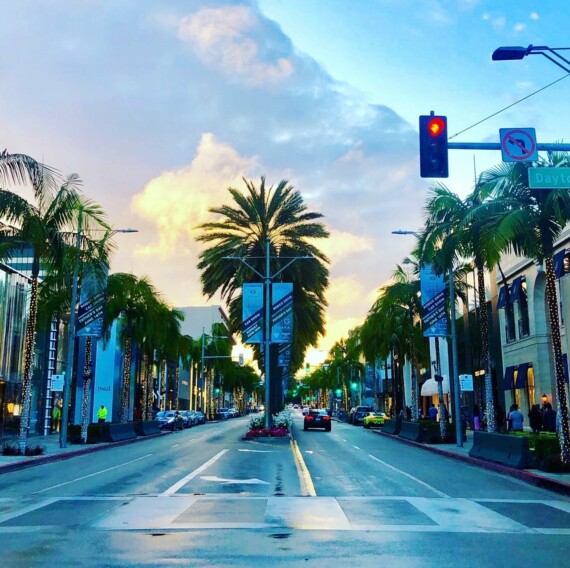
[[335, 388, 342, 398], [214, 388, 220, 395], [419, 114, 448, 178]]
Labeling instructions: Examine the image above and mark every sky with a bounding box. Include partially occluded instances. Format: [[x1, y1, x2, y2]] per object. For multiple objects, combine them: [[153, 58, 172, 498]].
[[2, 0, 570, 359]]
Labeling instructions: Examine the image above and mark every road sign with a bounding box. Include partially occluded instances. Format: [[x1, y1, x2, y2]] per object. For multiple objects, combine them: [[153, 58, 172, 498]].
[[242, 283, 264, 343], [528, 167, 570, 189], [459, 374, 473, 391], [420, 265, 448, 337], [51, 374, 64, 392], [500, 128, 538, 162]]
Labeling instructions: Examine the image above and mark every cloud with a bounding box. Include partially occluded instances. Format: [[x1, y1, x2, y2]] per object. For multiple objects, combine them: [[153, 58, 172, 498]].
[[177, 5, 294, 84], [513, 23, 526, 32], [131, 133, 257, 258], [530, 12, 539, 20]]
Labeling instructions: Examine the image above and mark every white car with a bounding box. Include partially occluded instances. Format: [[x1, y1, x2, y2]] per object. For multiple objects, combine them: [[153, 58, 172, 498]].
[[302, 406, 310, 416]]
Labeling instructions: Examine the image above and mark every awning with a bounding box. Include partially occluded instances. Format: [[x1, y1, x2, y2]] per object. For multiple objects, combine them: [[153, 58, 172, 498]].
[[503, 365, 515, 390], [421, 376, 450, 396], [510, 276, 523, 304], [514, 362, 530, 389], [554, 250, 566, 279], [497, 285, 508, 309]]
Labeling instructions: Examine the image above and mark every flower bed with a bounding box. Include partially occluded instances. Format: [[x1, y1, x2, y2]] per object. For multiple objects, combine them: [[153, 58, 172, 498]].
[[244, 408, 292, 439]]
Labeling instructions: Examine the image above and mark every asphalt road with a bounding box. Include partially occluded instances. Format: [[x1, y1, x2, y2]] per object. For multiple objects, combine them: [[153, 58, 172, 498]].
[[1, 410, 569, 567]]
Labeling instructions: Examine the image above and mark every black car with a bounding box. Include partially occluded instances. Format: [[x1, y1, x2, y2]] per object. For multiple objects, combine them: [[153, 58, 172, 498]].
[[351, 406, 374, 426], [156, 410, 184, 431], [304, 409, 332, 431], [179, 411, 193, 428]]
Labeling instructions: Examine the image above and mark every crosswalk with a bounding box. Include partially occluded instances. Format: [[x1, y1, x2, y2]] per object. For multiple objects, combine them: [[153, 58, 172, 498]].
[[1, 495, 570, 534]]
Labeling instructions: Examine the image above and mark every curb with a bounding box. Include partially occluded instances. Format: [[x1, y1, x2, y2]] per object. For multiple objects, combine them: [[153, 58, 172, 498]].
[[0, 431, 169, 475], [373, 429, 570, 497]]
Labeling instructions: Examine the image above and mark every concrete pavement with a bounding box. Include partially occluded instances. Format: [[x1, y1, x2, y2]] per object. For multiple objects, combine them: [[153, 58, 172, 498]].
[[2, 422, 570, 498]]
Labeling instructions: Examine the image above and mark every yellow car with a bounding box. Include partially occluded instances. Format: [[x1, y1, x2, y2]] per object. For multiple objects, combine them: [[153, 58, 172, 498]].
[[363, 412, 386, 428]]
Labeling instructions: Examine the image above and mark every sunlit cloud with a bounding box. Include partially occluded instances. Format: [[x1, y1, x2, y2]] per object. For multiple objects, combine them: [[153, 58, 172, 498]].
[[513, 23, 526, 32], [315, 230, 374, 266], [131, 133, 256, 258], [177, 5, 293, 84], [530, 12, 539, 20]]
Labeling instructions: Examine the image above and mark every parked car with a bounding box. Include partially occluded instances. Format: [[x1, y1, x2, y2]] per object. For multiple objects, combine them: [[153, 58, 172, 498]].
[[363, 412, 386, 429], [350, 406, 374, 426], [157, 410, 184, 431], [304, 409, 332, 431], [218, 407, 231, 420], [179, 410, 193, 428], [194, 411, 206, 425], [228, 407, 240, 418]]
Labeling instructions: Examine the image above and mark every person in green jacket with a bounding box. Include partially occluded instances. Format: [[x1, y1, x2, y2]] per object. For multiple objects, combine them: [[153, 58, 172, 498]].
[[52, 403, 61, 433], [97, 404, 108, 423]]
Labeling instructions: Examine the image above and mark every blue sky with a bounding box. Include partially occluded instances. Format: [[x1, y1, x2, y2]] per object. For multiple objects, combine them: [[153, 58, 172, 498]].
[[1, 0, 569, 352]]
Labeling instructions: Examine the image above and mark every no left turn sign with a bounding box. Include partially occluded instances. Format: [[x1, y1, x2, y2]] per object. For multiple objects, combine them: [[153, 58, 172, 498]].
[[500, 128, 538, 162]]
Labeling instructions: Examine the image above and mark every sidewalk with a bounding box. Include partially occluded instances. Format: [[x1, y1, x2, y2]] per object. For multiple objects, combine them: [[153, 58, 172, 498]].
[[0, 431, 169, 474], [372, 426, 570, 496]]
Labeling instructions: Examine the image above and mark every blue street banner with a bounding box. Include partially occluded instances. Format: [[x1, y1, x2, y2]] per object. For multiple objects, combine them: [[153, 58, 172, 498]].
[[242, 283, 264, 343], [420, 265, 448, 337], [278, 344, 292, 367], [77, 266, 108, 338], [271, 283, 293, 343]]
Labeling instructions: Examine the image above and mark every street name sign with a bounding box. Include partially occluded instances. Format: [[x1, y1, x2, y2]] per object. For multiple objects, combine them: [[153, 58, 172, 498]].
[[528, 167, 570, 189], [459, 374, 474, 392], [51, 374, 64, 392], [500, 128, 538, 162]]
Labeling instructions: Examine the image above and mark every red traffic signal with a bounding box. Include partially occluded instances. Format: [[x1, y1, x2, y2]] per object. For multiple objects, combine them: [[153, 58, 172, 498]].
[[419, 114, 449, 178]]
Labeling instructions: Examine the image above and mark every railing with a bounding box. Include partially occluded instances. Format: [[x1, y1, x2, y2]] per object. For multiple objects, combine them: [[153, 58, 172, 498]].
[[505, 324, 516, 343]]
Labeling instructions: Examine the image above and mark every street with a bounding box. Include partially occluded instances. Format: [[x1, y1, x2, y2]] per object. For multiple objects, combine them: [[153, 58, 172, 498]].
[[1, 411, 569, 567]]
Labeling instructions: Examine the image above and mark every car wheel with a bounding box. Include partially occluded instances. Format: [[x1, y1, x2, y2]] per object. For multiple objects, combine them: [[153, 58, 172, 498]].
[[364, 423, 370, 429], [303, 425, 308, 431], [325, 426, 331, 432]]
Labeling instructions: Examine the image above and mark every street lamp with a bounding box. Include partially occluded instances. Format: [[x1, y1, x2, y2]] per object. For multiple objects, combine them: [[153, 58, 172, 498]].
[[492, 45, 570, 74], [60, 227, 138, 448]]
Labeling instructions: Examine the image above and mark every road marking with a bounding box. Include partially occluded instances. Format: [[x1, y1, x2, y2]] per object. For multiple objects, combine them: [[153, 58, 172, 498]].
[[367, 454, 449, 498], [353, 445, 361, 450], [200, 476, 269, 485], [342, 439, 347, 442], [171, 444, 180, 448], [238, 449, 275, 453], [291, 440, 316, 497], [33, 454, 154, 494], [161, 449, 228, 496]]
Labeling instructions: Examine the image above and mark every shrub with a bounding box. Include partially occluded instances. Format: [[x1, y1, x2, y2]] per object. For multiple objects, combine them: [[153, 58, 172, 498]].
[[2, 441, 46, 456], [244, 427, 289, 439], [249, 414, 265, 431], [272, 409, 292, 430]]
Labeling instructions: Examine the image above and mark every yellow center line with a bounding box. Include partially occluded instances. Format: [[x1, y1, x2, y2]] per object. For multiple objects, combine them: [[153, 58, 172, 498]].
[[290, 440, 316, 497]]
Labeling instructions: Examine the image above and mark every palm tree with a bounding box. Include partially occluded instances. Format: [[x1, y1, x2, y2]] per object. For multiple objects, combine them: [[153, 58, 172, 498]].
[[0, 150, 56, 190], [421, 181, 503, 432], [196, 177, 329, 416], [0, 174, 110, 452], [481, 154, 570, 463]]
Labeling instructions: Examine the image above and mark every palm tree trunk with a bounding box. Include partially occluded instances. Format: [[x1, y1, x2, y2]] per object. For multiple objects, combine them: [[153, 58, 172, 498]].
[[80, 337, 93, 443], [18, 275, 38, 454], [477, 264, 496, 432], [544, 256, 570, 464], [435, 337, 447, 440], [121, 336, 132, 423], [161, 359, 167, 410], [145, 357, 153, 419]]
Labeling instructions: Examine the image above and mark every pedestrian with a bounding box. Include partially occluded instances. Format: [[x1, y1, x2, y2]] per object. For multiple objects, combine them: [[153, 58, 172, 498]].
[[473, 404, 481, 431], [51, 402, 61, 433], [507, 403, 524, 432], [542, 403, 557, 433], [97, 404, 108, 423], [528, 404, 542, 433], [428, 403, 438, 421]]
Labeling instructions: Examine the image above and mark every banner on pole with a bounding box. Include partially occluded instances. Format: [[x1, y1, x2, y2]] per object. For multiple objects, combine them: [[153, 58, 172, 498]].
[[420, 265, 448, 337], [271, 283, 293, 343], [278, 344, 292, 367], [77, 266, 108, 338], [242, 283, 264, 343]]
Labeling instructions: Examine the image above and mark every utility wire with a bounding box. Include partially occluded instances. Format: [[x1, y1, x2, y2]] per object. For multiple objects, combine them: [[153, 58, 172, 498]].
[[449, 73, 570, 141]]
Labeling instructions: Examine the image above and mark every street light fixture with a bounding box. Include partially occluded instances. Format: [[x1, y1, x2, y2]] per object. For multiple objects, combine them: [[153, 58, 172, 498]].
[[60, 227, 138, 448], [492, 45, 570, 74]]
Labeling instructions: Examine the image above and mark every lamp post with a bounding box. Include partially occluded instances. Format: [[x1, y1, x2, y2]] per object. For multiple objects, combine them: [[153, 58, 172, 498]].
[[492, 45, 570, 74], [60, 227, 138, 448], [392, 229, 463, 446]]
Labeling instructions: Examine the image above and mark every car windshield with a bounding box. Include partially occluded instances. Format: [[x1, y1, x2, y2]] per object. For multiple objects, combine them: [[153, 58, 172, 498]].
[[220, 408, 229, 412], [156, 412, 167, 418], [357, 407, 373, 412], [309, 410, 327, 416], [370, 413, 384, 417]]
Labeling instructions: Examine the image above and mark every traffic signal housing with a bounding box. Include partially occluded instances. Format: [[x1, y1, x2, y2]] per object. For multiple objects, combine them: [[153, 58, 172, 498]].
[[419, 114, 449, 178]]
